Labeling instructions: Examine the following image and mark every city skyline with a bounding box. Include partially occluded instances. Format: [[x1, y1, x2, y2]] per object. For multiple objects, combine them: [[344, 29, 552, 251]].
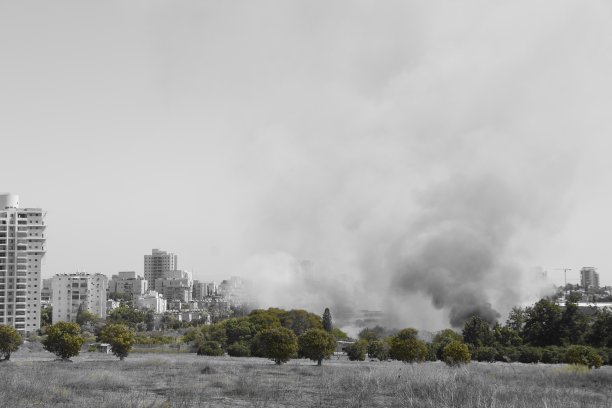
[[2, 1, 612, 330]]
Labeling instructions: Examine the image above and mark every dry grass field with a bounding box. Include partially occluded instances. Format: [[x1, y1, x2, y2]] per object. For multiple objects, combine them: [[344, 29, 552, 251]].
[[1, 348, 612, 408]]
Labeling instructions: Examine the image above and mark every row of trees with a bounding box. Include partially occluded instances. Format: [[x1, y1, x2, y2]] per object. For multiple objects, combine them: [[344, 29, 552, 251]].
[[184, 307, 344, 365]]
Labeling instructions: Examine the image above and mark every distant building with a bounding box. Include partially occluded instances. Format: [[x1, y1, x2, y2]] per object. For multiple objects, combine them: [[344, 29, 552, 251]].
[[154, 270, 192, 302], [135, 290, 167, 314], [51, 273, 108, 323], [581, 267, 600, 291], [144, 249, 177, 284], [218, 276, 251, 305], [108, 271, 148, 297], [0, 193, 46, 335], [41, 278, 52, 303], [193, 280, 218, 300]]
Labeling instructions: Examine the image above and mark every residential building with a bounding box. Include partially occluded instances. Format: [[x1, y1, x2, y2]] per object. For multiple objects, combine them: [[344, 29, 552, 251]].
[[154, 270, 192, 302], [108, 271, 148, 297], [581, 267, 600, 291], [0, 193, 46, 335], [41, 278, 52, 303], [218, 276, 251, 305], [144, 249, 177, 283], [193, 280, 218, 300], [51, 273, 108, 323], [135, 290, 166, 313]]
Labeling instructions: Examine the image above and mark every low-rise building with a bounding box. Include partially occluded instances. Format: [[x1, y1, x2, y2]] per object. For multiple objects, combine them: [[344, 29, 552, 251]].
[[135, 290, 167, 314], [108, 271, 148, 297]]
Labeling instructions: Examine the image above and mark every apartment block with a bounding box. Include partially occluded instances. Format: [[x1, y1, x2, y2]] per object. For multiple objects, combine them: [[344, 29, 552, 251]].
[[51, 273, 108, 323], [0, 193, 46, 335], [135, 290, 167, 313], [193, 280, 218, 300], [154, 270, 192, 302], [108, 271, 148, 297], [144, 249, 177, 283], [581, 267, 600, 291]]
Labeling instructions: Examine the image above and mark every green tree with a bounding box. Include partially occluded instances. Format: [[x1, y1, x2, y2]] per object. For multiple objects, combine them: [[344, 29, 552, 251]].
[[442, 340, 471, 366], [432, 329, 462, 360], [388, 328, 428, 363], [43, 322, 85, 361], [227, 341, 251, 357], [462, 316, 495, 347], [506, 307, 526, 333], [197, 341, 225, 356], [330, 327, 348, 340], [565, 345, 602, 369], [367, 339, 390, 361], [248, 309, 282, 333], [322, 308, 333, 332], [522, 299, 562, 346], [99, 323, 135, 360], [40, 306, 52, 327], [358, 326, 386, 342], [279, 309, 323, 336], [298, 329, 336, 366], [345, 340, 367, 361], [223, 318, 256, 345], [0, 325, 22, 361], [587, 308, 612, 347], [108, 306, 152, 330], [254, 327, 298, 365], [559, 301, 589, 345], [567, 291, 582, 303]]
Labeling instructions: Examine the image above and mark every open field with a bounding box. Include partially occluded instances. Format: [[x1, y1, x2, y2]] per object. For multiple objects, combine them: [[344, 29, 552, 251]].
[[2, 349, 612, 408]]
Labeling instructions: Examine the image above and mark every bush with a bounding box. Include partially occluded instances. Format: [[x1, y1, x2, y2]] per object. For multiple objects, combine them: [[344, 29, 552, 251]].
[[474, 346, 497, 362], [99, 323, 135, 360], [565, 345, 603, 369], [43, 322, 84, 361], [495, 346, 520, 362], [442, 340, 471, 366], [541, 346, 566, 364], [367, 339, 390, 361], [518, 346, 542, 364], [298, 329, 336, 366], [345, 340, 367, 361], [389, 335, 428, 363], [0, 325, 22, 361], [227, 341, 251, 357], [254, 327, 298, 365], [197, 341, 225, 356]]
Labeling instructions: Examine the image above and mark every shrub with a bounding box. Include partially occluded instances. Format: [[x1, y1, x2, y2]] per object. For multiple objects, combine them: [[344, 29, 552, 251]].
[[518, 346, 543, 364], [0, 325, 22, 361], [367, 339, 390, 361], [254, 327, 298, 365], [298, 329, 336, 366], [43, 322, 85, 361], [442, 340, 471, 366], [99, 323, 135, 360], [197, 341, 225, 356], [227, 341, 251, 357], [565, 345, 603, 369], [346, 340, 367, 361], [474, 346, 497, 362], [495, 346, 520, 362], [389, 335, 428, 363], [541, 346, 566, 364]]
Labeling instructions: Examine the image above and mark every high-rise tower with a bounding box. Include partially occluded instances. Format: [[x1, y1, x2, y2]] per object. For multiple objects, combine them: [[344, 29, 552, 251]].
[[0, 193, 46, 335], [144, 249, 177, 283]]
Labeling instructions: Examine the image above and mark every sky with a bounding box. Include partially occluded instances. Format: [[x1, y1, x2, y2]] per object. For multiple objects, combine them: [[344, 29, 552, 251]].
[[1, 1, 612, 330]]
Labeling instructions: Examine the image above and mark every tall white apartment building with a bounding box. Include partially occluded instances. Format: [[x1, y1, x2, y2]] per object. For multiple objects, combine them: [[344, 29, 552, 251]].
[[51, 273, 108, 323], [0, 193, 45, 335], [144, 249, 177, 283]]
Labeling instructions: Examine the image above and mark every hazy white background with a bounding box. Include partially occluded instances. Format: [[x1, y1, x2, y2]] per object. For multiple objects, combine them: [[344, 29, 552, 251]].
[[1, 1, 611, 328]]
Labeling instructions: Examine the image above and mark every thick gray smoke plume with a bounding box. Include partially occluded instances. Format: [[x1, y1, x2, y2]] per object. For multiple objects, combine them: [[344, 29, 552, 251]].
[[391, 176, 527, 327]]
